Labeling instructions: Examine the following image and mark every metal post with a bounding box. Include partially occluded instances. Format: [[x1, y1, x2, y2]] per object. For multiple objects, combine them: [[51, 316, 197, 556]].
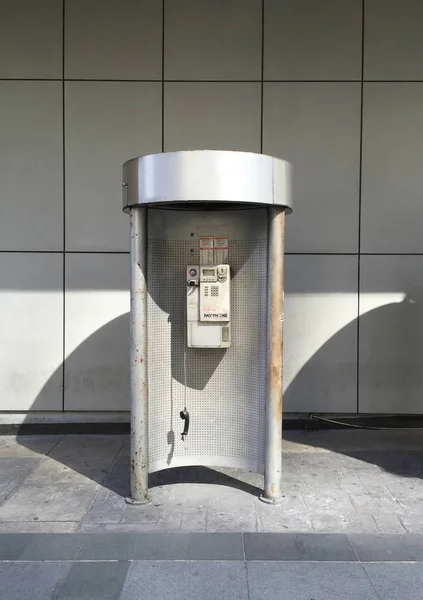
[[126, 207, 150, 504], [262, 206, 285, 504]]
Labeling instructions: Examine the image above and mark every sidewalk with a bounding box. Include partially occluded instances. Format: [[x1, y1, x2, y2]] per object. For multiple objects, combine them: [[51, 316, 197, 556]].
[[2, 430, 423, 599], [2, 531, 423, 599], [1, 430, 423, 534]]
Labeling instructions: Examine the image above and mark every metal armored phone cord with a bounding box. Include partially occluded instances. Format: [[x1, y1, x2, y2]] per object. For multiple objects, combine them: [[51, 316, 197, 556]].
[[180, 282, 190, 440]]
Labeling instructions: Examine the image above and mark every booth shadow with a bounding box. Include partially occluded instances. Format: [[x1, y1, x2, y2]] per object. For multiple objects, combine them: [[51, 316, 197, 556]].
[[18, 294, 423, 495], [284, 293, 423, 480]]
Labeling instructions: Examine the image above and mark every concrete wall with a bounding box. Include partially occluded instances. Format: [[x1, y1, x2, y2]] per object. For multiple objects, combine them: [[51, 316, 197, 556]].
[[1, 0, 423, 418]]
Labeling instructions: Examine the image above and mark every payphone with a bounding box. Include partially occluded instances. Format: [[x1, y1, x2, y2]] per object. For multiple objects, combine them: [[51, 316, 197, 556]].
[[186, 236, 231, 348]]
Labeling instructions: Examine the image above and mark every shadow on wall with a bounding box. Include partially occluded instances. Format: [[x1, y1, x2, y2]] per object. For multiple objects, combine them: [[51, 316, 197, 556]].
[[19, 293, 423, 495]]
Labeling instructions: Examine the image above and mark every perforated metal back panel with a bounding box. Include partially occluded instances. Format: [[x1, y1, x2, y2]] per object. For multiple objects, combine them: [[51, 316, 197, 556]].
[[147, 209, 268, 473]]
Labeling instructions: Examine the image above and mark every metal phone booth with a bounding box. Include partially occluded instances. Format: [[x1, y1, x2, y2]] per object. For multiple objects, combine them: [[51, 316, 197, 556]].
[[122, 150, 293, 505]]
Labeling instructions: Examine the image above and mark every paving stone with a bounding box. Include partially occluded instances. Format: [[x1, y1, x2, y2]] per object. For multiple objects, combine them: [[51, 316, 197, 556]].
[[399, 516, 423, 534], [49, 435, 125, 460], [333, 452, 382, 474], [247, 562, 379, 600], [0, 484, 98, 522], [296, 533, 357, 561], [244, 533, 301, 560], [350, 494, 404, 515], [0, 534, 32, 560], [301, 473, 343, 492], [387, 480, 423, 500], [188, 533, 243, 560], [311, 515, 380, 534], [357, 473, 392, 496], [0, 436, 62, 458], [82, 491, 125, 524], [295, 453, 339, 471], [207, 509, 257, 532], [101, 455, 129, 496], [155, 511, 183, 532], [302, 490, 356, 515], [77, 533, 139, 560], [258, 513, 313, 533], [121, 560, 249, 600], [24, 456, 109, 487], [398, 499, 423, 514], [21, 533, 86, 561], [0, 521, 80, 533], [338, 473, 368, 495], [120, 504, 160, 525], [373, 515, 406, 534], [365, 563, 423, 600], [0, 562, 71, 600], [77, 523, 153, 533], [403, 534, 423, 560], [0, 533, 84, 561], [55, 561, 129, 600], [0, 458, 41, 503], [348, 533, 414, 561], [180, 510, 206, 531]]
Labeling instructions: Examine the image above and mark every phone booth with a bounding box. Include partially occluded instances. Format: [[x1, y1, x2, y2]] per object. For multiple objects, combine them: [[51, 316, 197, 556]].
[[122, 150, 292, 505]]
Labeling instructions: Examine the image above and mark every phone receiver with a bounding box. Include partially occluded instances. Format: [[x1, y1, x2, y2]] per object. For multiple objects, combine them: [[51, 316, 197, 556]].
[[180, 409, 189, 440]]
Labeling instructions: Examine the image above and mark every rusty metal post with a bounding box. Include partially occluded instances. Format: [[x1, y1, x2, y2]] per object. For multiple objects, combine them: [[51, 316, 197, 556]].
[[261, 206, 285, 504], [126, 207, 150, 504]]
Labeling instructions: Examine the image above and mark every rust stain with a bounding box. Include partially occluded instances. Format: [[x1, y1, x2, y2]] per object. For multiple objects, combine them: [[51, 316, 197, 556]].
[[269, 483, 276, 497]]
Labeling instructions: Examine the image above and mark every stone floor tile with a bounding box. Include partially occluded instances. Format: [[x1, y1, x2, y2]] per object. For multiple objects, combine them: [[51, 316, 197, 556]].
[[78, 523, 161, 533], [0, 521, 79, 533], [180, 509, 207, 531], [302, 490, 356, 515], [206, 509, 257, 532], [247, 562, 379, 600], [373, 515, 406, 534], [77, 532, 139, 560], [49, 434, 125, 460], [402, 534, 423, 560], [82, 490, 125, 524], [398, 498, 423, 514], [188, 533, 243, 560], [0, 436, 62, 458], [24, 456, 110, 487], [244, 532, 301, 560], [0, 484, 98, 522], [357, 473, 392, 496], [0, 562, 71, 600], [387, 480, 423, 500], [311, 514, 380, 534], [0, 533, 32, 560], [311, 515, 379, 533], [121, 504, 161, 525], [258, 513, 313, 533], [365, 563, 423, 600], [121, 561, 249, 600], [20, 533, 86, 561], [0, 458, 41, 503], [350, 494, 404, 515], [55, 561, 129, 600], [296, 533, 356, 561], [399, 516, 423, 534], [348, 533, 414, 562]]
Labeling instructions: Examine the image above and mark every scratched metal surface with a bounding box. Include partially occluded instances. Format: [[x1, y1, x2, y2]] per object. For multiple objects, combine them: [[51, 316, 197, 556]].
[[147, 209, 268, 474]]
